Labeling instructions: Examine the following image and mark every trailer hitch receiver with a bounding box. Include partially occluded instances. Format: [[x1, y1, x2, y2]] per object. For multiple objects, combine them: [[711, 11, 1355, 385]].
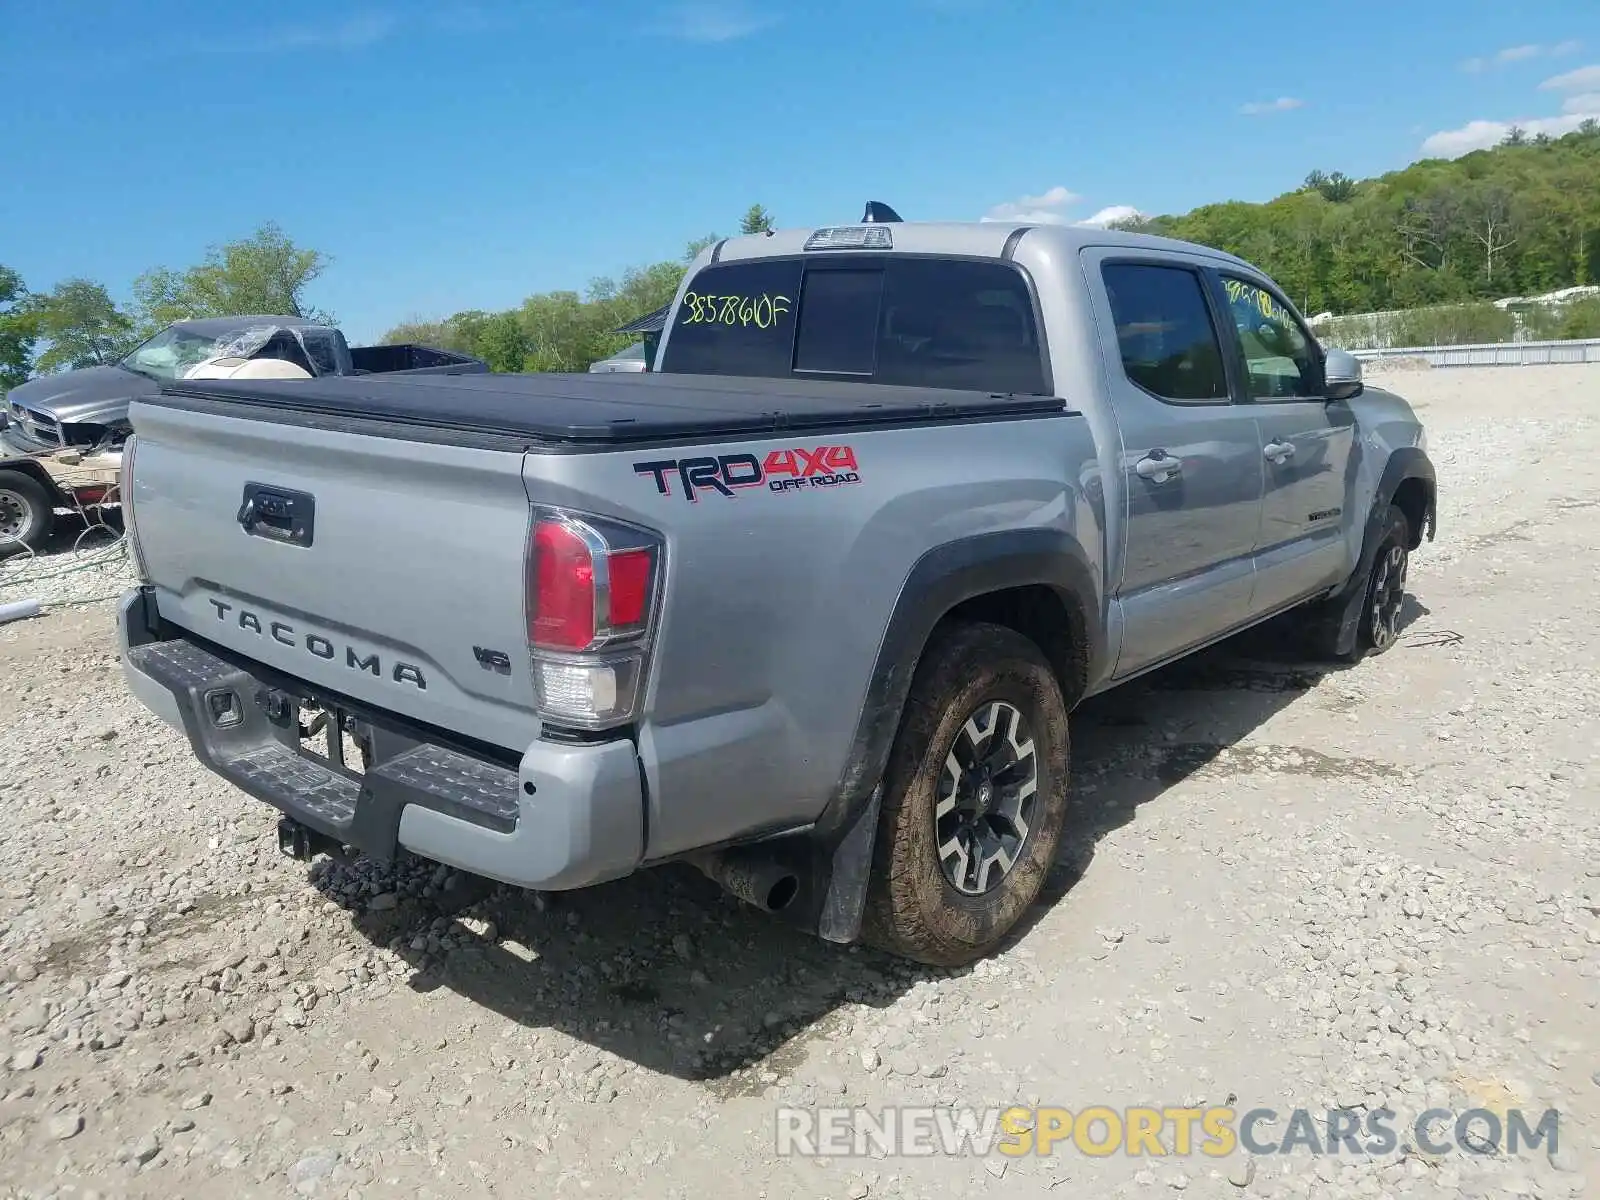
[[276, 817, 347, 862]]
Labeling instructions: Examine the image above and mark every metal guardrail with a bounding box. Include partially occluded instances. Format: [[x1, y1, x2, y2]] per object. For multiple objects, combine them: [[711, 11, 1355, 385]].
[[1348, 338, 1600, 368]]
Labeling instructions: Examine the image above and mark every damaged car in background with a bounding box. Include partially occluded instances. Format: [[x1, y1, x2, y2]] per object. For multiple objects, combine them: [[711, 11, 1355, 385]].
[[0, 316, 485, 555]]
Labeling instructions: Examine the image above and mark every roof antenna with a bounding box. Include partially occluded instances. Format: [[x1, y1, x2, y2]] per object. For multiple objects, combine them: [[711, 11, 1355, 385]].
[[861, 201, 902, 223]]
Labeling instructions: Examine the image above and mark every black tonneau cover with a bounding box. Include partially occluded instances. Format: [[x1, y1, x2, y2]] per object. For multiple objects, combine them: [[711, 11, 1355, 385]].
[[154, 371, 1067, 448]]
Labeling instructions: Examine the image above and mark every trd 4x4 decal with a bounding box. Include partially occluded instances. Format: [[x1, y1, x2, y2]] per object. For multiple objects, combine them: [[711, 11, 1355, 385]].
[[633, 446, 861, 503]]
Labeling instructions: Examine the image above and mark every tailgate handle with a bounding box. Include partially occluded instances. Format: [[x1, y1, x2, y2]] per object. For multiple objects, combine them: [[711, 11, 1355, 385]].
[[238, 482, 316, 548]]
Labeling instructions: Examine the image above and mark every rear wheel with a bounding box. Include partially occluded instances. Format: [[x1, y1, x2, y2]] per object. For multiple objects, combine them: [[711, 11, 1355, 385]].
[[0, 471, 55, 558], [861, 621, 1070, 967]]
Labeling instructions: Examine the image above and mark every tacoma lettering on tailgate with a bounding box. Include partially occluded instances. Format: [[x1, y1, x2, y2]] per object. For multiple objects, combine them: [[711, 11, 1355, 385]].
[[633, 446, 860, 503], [207, 599, 428, 690]]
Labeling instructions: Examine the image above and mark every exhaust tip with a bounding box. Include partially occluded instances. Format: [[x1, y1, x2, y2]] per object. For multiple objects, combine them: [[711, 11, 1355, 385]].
[[692, 850, 802, 914], [764, 873, 800, 912]]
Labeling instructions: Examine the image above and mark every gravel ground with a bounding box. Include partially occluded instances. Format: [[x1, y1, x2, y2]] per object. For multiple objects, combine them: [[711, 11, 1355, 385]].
[[0, 525, 135, 614], [1, 363, 1597, 1199]]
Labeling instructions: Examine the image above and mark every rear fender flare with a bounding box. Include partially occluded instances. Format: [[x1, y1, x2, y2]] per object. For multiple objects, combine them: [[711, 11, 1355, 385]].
[[774, 531, 1100, 953], [820, 527, 1104, 838], [795, 529, 1103, 943]]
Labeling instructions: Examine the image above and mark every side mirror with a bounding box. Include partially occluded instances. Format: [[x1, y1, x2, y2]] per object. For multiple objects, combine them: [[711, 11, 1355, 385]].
[[1323, 348, 1364, 402]]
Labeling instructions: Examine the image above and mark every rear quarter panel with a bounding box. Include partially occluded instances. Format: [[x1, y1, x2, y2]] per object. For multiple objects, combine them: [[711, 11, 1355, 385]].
[[524, 412, 1104, 860]]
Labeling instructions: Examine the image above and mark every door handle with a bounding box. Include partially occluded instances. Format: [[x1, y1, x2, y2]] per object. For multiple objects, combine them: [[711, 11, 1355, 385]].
[[1135, 451, 1182, 482], [1264, 441, 1296, 462]]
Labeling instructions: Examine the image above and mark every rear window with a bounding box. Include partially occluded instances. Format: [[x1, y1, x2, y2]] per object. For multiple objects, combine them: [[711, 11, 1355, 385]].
[[1101, 262, 1230, 403], [660, 256, 1048, 394]]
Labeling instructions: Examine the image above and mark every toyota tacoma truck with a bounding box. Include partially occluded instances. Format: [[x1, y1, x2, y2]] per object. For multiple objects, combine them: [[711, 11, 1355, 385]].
[[1, 316, 484, 555], [114, 216, 1435, 966]]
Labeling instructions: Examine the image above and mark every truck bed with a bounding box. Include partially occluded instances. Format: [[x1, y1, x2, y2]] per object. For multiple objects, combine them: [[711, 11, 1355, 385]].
[[346, 342, 486, 376], [155, 372, 1067, 448]]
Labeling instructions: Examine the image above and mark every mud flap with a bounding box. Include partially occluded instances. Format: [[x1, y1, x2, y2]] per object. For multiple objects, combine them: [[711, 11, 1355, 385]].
[[1321, 574, 1369, 659], [816, 784, 882, 944]]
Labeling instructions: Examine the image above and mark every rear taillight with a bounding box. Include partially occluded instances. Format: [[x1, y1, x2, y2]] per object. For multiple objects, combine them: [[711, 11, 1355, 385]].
[[525, 507, 663, 731], [119, 434, 150, 582]]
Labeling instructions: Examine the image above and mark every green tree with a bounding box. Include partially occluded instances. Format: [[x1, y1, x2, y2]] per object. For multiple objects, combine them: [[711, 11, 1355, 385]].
[[380, 247, 696, 374], [475, 311, 532, 373], [133, 222, 334, 331], [1303, 170, 1356, 203], [380, 316, 477, 355], [684, 234, 723, 261], [0, 266, 37, 390], [31, 279, 136, 372], [739, 204, 775, 235]]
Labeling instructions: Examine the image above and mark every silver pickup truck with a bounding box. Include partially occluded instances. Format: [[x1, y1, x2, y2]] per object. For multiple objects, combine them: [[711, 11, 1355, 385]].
[[116, 217, 1435, 966]]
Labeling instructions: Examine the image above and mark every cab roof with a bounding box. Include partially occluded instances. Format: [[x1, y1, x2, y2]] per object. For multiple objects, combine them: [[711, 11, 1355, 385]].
[[705, 220, 1253, 272]]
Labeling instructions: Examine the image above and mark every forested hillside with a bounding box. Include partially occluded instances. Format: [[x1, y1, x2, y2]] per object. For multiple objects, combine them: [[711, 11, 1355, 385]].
[[1134, 121, 1600, 317]]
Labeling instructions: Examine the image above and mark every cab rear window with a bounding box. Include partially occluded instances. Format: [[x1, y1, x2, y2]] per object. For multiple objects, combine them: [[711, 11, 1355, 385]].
[[660, 256, 1049, 395]]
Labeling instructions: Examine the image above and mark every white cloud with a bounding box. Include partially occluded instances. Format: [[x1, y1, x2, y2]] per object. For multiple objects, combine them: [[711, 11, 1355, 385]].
[[1239, 97, 1304, 116], [657, 2, 775, 42], [195, 11, 398, 51], [980, 192, 1143, 228], [1542, 63, 1600, 91], [1421, 110, 1600, 158], [1079, 205, 1143, 228], [981, 209, 1070, 225], [1017, 186, 1076, 208], [261, 12, 397, 50], [1427, 54, 1600, 157], [1464, 42, 1583, 72], [431, 5, 514, 33], [982, 186, 1078, 224]]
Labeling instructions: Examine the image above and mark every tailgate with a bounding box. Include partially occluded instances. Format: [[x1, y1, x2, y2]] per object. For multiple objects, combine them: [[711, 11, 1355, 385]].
[[126, 399, 538, 752]]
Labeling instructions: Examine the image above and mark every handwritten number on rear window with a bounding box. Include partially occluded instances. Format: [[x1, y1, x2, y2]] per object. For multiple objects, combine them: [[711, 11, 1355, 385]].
[[680, 292, 792, 329]]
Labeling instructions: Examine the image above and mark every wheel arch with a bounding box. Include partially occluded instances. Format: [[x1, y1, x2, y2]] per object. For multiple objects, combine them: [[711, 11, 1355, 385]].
[[814, 528, 1105, 841], [1378, 447, 1436, 550], [0, 457, 65, 498]]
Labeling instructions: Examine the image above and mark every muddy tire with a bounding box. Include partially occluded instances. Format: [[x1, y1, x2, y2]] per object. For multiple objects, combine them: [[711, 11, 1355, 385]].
[[860, 621, 1071, 967], [0, 471, 55, 558], [1308, 504, 1412, 662]]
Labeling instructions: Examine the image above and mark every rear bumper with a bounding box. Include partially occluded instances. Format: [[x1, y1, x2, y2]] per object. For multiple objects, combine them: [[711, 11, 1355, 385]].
[[117, 588, 644, 890]]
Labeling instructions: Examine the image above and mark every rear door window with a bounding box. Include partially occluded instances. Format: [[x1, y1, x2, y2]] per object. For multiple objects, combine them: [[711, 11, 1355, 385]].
[[1101, 262, 1231, 404], [659, 256, 1048, 394]]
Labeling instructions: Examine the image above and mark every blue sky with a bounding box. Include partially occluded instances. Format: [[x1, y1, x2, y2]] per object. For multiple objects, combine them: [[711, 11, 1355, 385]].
[[6, 0, 1600, 342]]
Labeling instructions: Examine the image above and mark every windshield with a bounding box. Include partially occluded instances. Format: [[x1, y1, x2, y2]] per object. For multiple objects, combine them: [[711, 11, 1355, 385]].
[[118, 324, 278, 381]]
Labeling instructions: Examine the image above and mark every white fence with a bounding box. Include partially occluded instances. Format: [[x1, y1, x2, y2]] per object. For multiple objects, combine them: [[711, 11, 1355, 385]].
[[1351, 338, 1600, 368], [1308, 286, 1600, 352]]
